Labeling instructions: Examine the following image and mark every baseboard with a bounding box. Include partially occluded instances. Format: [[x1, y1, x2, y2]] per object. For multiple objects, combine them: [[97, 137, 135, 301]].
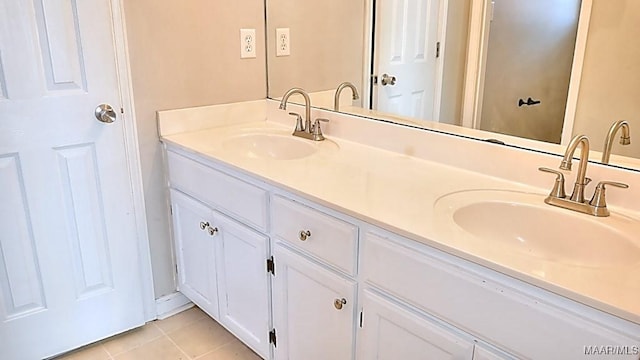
[[155, 292, 193, 320]]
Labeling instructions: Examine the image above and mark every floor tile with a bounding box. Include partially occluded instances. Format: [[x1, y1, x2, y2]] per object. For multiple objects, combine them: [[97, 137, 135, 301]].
[[54, 343, 111, 360], [102, 322, 163, 356], [168, 317, 235, 358], [113, 337, 187, 360], [156, 306, 207, 334], [196, 339, 262, 360]]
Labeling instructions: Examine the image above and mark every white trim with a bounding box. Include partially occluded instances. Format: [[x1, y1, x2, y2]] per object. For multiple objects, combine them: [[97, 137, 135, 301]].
[[110, 0, 158, 321], [155, 292, 194, 320], [361, 0, 375, 110], [561, 0, 593, 145], [461, 0, 489, 128], [432, 0, 450, 122]]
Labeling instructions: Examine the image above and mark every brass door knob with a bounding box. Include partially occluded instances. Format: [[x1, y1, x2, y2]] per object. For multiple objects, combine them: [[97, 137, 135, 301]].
[[334, 298, 347, 310], [299, 230, 311, 241]]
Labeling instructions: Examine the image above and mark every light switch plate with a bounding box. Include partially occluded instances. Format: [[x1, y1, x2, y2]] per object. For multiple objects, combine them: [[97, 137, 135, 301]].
[[240, 28, 256, 59], [276, 28, 290, 57]]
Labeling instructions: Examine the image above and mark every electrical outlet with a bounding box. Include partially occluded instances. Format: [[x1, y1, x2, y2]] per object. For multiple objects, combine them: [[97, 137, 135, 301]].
[[276, 28, 290, 57], [240, 28, 256, 59]]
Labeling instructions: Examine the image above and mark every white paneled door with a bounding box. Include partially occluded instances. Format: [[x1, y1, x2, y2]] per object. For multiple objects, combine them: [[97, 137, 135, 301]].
[[0, 1, 145, 359], [374, 0, 445, 122]]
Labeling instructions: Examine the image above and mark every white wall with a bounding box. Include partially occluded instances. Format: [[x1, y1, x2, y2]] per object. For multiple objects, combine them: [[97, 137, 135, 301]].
[[123, 0, 267, 298]]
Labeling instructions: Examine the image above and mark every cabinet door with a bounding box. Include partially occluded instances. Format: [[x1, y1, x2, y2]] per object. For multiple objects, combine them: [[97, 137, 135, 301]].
[[215, 212, 271, 358], [272, 244, 357, 360], [170, 190, 219, 319], [357, 289, 474, 360]]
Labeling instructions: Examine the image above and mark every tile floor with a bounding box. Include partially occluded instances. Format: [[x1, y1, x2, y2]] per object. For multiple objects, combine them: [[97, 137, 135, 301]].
[[54, 307, 261, 360]]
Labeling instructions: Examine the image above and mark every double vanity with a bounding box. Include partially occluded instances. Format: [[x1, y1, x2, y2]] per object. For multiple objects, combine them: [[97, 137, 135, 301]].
[[159, 99, 640, 359]]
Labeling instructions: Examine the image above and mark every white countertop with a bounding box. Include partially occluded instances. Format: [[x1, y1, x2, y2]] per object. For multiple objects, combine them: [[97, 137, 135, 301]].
[[162, 119, 640, 326]]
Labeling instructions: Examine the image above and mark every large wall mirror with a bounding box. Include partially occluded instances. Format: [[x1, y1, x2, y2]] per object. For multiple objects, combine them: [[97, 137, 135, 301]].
[[265, 0, 640, 171]]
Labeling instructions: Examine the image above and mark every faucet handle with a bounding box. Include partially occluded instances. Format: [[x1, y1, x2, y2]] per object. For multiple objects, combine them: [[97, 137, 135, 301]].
[[289, 112, 304, 132], [538, 167, 566, 198], [311, 118, 329, 140], [589, 181, 629, 212]]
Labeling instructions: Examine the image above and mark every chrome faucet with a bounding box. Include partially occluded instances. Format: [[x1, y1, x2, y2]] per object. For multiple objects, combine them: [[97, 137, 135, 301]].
[[539, 134, 628, 217], [601, 120, 631, 164], [279, 88, 312, 132], [559, 135, 591, 203], [334, 82, 360, 111], [279, 87, 329, 141]]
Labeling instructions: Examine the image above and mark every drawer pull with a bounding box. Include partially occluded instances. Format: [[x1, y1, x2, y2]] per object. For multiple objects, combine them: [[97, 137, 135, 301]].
[[200, 221, 210, 230], [299, 230, 311, 241], [334, 298, 347, 310], [207, 226, 219, 236]]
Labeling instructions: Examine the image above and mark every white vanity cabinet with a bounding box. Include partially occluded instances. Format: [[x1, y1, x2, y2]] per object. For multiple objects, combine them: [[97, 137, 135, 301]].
[[270, 195, 359, 360], [163, 145, 640, 360], [166, 151, 271, 358]]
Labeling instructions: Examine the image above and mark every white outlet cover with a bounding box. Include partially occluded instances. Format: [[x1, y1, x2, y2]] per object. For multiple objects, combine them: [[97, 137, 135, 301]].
[[240, 28, 256, 59], [276, 28, 290, 57]]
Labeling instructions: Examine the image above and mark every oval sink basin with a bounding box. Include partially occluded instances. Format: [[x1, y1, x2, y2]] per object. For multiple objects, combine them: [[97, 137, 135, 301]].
[[221, 132, 338, 160], [434, 190, 640, 267]]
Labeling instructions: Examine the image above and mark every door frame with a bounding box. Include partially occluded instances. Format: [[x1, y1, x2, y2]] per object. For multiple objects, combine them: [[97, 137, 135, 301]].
[[461, 0, 593, 142], [109, 0, 156, 321]]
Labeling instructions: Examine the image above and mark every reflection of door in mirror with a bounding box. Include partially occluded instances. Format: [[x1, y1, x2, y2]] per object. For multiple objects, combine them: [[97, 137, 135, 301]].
[[373, 0, 444, 121], [478, 0, 581, 144]]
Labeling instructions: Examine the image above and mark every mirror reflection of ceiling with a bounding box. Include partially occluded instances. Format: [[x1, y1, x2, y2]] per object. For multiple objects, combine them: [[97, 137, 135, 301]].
[[265, 0, 640, 169]]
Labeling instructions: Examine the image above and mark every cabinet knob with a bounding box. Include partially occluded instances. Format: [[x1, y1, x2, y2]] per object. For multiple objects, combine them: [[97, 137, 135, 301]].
[[200, 221, 209, 230], [207, 226, 219, 236], [334, 298, 347, 310], [298, 230, 311, 241]]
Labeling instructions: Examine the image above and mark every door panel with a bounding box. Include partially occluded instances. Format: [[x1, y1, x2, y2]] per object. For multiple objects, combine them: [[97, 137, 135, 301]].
[[0, 0, 145, 358], [0, 154, 45, 319]]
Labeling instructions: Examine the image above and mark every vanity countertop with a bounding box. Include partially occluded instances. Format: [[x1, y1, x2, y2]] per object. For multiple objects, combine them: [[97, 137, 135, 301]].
[[161, 119, 640, 326]]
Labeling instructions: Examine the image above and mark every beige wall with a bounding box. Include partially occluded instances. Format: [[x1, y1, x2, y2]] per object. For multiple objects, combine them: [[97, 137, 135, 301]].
[[440, 0, 470, 126], [124, 0, 267, 298], [572, 0, 640, 159], [266, 0, 367, 98]]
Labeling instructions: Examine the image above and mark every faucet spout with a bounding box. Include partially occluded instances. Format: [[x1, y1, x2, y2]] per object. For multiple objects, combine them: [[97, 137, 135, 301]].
[[601, 120, 631, 164], [334, 82, 360, 111], [280, 88, 312, 132], [560, 135, 590, 202]]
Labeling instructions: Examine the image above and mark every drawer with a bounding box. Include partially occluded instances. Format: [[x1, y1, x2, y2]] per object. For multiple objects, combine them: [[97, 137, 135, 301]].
[[361, 231, 640, 359], [271, 195, 358, 275], [166, 151, 268, 231]]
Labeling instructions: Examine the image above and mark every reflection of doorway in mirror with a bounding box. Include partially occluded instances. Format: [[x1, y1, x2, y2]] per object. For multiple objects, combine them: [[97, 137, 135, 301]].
[[477, 0, 581, 144], [372, 0, 447, 122]]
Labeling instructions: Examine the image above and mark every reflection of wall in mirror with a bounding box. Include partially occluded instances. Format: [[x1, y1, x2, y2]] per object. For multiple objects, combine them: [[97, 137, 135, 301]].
[[572, 0, 640, 159], [479, 0, 580, 144], [267, 0, 366, 100], [440, 0, 471, 126]]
